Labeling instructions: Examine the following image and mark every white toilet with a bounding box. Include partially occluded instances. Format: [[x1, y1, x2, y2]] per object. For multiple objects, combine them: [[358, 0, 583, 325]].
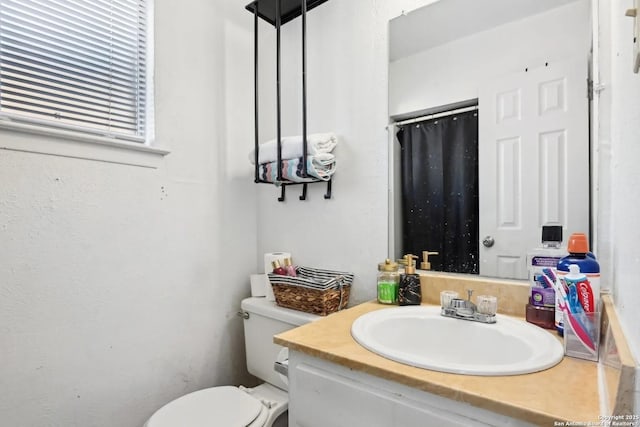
[[144, 297, 317, 427]]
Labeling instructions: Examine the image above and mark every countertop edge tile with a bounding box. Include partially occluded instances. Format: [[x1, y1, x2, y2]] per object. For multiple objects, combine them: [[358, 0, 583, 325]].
[[601, 294, 637, 415]]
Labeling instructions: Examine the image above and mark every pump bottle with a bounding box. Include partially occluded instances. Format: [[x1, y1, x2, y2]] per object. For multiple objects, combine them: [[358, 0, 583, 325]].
[[398, 254, 421, 306], [377, 259, 399, 304]]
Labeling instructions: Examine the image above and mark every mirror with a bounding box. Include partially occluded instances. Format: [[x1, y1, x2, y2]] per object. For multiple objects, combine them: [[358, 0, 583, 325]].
[[388, 0, 592, 279]]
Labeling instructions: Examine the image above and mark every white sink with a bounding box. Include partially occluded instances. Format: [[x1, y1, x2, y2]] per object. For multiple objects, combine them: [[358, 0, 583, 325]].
[[351, 305, 563, 376]]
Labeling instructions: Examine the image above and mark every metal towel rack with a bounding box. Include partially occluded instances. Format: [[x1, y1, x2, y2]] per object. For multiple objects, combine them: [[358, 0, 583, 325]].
[[246, 0, 333, 201]]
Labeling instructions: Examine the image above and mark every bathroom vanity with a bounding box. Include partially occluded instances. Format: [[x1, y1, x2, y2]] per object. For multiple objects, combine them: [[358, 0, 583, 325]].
[[275, 300, 603, 426], [286, 350, 537, 426]]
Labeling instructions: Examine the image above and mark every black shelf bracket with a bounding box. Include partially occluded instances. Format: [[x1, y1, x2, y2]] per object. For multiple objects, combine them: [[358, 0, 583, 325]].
[[246, 0, 329, 26]]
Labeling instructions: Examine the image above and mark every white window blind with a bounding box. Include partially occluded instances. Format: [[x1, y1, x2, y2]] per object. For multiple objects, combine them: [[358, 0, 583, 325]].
[[0, 0, 148, 142]]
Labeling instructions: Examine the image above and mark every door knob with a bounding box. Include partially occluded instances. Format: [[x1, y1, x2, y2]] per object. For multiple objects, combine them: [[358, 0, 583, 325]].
[[482, 236, 495, 247]]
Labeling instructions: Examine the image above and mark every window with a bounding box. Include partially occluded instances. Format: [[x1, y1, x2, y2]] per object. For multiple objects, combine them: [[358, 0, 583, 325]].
[[0, 0, 150, 143]]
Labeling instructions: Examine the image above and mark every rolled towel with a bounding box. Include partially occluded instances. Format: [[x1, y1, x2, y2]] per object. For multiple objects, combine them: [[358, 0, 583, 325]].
[[259, 154, 336, 184], [249, 132, 337, 165]]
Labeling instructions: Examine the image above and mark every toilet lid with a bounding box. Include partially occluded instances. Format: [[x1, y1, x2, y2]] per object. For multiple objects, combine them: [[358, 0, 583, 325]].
[[147, 386, 264, 427]]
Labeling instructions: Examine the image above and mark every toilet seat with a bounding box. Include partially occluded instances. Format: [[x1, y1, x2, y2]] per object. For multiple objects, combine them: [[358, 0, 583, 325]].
[[145, 386, 266, 427]]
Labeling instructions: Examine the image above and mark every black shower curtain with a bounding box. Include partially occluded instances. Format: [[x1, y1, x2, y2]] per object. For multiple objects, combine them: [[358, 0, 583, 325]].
[[397, 110, 479, 274]]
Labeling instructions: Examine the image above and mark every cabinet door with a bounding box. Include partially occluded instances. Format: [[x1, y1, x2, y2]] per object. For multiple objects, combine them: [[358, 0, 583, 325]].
[[289, 363, 490, 427]]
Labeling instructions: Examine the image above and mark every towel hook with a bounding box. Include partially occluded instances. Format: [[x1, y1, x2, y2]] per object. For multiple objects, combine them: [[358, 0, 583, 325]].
[[324, 180, 332, 199], [274, 181, 332, 202], [299, 183, 308, 201]]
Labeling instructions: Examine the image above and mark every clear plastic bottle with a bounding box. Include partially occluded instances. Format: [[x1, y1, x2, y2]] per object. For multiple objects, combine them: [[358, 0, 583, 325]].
[[526, 225, 566, 287], [525, 226, 566, 329], [556, 233, 600, 335], [377, 259, 399, 304]]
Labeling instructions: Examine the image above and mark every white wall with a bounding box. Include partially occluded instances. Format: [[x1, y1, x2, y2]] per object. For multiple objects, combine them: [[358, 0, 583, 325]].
[[389, 0, 590, 117], [0, 1, 257, 426], [604, 0, 640, 354], [254, 0, 434, 305], [255, 0, 640, 406], [598, 0, 640, 409], [1, 0, 637, 424]]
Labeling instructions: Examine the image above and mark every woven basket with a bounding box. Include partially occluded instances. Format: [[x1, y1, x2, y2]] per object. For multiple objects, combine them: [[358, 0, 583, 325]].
[[268, 266, 354, 316]]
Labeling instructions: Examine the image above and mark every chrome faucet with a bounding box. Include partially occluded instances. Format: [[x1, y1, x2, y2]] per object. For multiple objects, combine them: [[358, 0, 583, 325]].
[[441, 289, 497, 324]]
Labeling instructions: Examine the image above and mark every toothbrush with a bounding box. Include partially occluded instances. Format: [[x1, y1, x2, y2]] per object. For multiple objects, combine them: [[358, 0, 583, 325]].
[[536, 273, 554, 289], [542, 268, 557, 283], [565, 284, 596, 351], [555, 280, 596, 351], [568, 284, 594, 335], [561, 304, 596, 352]]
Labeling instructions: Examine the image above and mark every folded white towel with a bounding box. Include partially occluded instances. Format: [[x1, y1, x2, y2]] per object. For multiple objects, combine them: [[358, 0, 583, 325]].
[[249, 132, 337, 165]]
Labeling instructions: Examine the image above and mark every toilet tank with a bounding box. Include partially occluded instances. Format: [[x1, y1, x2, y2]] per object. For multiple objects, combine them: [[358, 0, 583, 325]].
[[241, 297, 318, 390]]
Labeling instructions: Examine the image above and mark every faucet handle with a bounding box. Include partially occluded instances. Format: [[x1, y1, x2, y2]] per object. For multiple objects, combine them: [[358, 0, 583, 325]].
[[467, 289, 474, 301], [476, 295, 498, 315], [439, 290, 459, 308]]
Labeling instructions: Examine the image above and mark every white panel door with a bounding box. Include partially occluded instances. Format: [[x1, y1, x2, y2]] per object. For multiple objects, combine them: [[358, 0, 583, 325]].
[[478, 57, 589, 279]]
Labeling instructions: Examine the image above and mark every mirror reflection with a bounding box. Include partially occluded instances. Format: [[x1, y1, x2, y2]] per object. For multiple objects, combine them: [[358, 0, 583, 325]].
[[388, 0, 592, 279]]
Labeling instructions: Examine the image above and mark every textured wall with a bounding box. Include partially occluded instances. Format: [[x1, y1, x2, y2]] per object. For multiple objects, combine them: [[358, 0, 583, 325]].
[[1, 0, 638, 424], [254, 0, 640, 403], [607, 0, 640, 354], [602, 0, 640, 410], [0, 0, 257, 426], [254, 0, 433, 305]]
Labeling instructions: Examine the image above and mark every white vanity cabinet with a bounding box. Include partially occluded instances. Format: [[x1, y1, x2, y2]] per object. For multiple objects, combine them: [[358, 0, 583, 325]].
[[287, 350, 535, 427]]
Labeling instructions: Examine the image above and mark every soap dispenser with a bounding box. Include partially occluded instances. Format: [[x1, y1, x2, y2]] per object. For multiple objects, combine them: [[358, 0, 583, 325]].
[[398, 254, 421, 306], [420, 251, 439, 270], [377, 259, 400, 305]]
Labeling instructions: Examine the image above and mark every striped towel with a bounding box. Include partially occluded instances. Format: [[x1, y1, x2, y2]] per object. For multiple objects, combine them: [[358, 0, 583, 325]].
[[259, 154, 335, 184], [268, 266, 354, 291]]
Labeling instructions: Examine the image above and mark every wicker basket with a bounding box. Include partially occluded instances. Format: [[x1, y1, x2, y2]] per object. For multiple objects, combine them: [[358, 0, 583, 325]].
[[268, 266, 354, 316]]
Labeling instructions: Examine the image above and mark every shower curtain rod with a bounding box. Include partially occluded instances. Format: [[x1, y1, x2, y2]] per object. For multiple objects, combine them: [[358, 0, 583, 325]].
[[392, 105, 478, 127]]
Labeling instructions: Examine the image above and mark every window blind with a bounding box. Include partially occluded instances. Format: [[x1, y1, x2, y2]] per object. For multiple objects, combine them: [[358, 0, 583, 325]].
[[0, 0, 148, 142]]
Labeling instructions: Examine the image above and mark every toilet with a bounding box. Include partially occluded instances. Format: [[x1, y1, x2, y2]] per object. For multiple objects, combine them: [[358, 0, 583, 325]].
[[144, 297, 317, 427]]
